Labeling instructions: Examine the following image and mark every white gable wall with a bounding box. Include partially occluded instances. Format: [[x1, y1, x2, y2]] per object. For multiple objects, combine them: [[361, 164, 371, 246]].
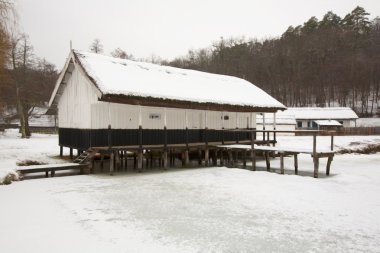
[[58, 66, 100, 129]]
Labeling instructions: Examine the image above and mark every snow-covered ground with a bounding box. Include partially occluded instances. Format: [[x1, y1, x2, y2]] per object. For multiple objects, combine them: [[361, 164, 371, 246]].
[[0, 129, 66, 182], [0, 130, 380, 252]]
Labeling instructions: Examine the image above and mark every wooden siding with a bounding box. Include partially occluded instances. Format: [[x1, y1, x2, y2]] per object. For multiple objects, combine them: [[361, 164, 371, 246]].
[[59, 128, 252, 150], [58, 67, 99, 129]]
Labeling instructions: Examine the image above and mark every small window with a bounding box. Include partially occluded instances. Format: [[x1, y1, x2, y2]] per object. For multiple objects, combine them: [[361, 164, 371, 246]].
[[223, 115, 229, 120], [297, 121, 302, 128], [149, 113, 161, 120]]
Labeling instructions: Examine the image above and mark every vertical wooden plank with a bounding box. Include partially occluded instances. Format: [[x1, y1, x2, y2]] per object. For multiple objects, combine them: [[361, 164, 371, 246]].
[[330, 135, 334, 151], [294, 154, 298, 175], [59, 146, 63, 157], [69, 148, 73, 159], [280, 153, 284, 174]]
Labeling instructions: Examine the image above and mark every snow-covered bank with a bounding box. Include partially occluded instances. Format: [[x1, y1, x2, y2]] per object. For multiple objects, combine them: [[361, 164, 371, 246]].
[[1, 157, 380, 252], [0, 129, 65, 184]]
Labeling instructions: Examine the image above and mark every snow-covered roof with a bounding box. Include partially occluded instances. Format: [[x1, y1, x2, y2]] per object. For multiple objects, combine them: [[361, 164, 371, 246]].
[[314, 120, 342, 126], [256, 113, 296, 125], [49, 51, 285, 112], [283, 107, 358, 120]]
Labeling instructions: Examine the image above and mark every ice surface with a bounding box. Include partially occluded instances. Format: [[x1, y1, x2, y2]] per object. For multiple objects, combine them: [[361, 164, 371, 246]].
[[1, 131, 380, 252]]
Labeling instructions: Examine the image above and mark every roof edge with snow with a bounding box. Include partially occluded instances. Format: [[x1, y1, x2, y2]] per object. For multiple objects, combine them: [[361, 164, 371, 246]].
[[48, 50, 286, 114]]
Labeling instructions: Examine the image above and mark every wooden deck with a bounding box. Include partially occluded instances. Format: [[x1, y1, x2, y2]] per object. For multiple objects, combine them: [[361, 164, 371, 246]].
[[216, 144, 335, 178]]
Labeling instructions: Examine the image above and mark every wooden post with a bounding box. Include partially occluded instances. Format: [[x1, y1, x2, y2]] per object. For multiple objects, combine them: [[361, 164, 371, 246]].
[[205, 147, 209, 166], [313, 133, 317, 159], [110, 151, 114, 176], [220, 149, 224, 166], [243, 150, 247, 168], [313, 156, 319, 178], [265, 152, 270, 171], [198, 149, 202, 165], [137, 149, 143, 172], [123, 151, 127, 171], [59, 146, 63, 157], [51, 170, 55, 177], [205, 126, 209, 166], [77, 149, 80, 156], [313, 132, 319, 178], [228, 149, 233, 167], [163, 149, 168, 169], [251, 131, 256, 171], [280, 153, 284, 174], [294, 154, 298, 175], [273, 112, 277, 147], [69, 148, 73, 159], [100, 154, 104, 172], [330, 135, 334, 151], [184, 149, 189, 166], [326, 156, 333, 175], [212, 149, 217, 166], [45, 171, 49, 178]]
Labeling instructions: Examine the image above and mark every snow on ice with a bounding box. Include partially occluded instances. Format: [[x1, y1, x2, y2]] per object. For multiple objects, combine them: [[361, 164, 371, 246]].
[[0, 130, 380, 252]]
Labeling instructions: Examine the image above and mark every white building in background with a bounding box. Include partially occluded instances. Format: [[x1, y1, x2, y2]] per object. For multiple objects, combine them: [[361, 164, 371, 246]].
[[282, 107, 358, 129], [256, 113, 296, 135]]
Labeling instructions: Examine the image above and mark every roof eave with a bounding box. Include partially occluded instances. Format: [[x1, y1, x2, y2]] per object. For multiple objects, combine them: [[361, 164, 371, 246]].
[[100, 94, 285, 113]]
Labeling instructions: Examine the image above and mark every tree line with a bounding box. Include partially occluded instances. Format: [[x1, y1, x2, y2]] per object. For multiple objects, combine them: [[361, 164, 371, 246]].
[[0, 1, 58, 137], [1, 3, 379, 138], [166, 7, 380, 116]]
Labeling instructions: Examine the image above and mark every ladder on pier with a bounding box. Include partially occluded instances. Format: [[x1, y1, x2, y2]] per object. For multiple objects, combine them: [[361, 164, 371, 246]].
[[73, 148, 98, 164]]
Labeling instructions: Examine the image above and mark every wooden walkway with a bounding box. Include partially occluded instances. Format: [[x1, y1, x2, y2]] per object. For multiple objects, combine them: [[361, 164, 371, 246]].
[[216, 144, 335, 178], [16, 163, 88, 178]]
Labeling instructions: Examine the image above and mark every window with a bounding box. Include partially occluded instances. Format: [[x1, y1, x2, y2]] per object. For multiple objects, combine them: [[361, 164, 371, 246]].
[[149, 113, 161, 120], [297, 121, 302, 128], [223, 115, 229, 120]]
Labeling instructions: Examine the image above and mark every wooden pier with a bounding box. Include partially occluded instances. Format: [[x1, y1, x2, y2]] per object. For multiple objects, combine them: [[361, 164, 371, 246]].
[[66, 130, 336, 179]]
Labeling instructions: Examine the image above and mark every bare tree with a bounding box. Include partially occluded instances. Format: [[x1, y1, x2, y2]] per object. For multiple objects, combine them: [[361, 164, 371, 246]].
[[89, 38, 103, 54], [8, 33, 34, 138], [111, 47, 133, 60]]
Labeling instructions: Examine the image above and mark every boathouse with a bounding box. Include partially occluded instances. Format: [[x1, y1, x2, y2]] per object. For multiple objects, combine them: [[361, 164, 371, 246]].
[[48, 50, 286, 151]]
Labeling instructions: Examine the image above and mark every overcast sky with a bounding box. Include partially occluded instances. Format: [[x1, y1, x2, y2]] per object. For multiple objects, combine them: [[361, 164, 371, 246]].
[[16, 0, 380, 69]]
